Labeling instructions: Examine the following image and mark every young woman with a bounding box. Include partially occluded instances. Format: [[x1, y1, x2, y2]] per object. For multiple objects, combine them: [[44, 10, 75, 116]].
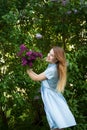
[[27, 46, 76, 130]]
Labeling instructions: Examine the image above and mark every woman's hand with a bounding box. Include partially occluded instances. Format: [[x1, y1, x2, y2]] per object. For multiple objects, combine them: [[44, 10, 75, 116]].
[[26, 69, 33, 75]]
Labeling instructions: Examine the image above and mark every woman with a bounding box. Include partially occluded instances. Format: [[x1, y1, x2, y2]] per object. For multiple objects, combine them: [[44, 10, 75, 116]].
[[27, 46, 76, 130]]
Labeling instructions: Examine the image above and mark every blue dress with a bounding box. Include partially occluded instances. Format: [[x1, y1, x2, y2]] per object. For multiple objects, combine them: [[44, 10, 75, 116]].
[[41, 63, 76, 129]]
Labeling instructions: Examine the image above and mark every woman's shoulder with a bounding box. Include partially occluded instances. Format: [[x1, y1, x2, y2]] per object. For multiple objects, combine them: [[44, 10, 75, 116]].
[[48, 63, 57, 69], [45, 63, 57, 73], [44, 63, 58, 79]]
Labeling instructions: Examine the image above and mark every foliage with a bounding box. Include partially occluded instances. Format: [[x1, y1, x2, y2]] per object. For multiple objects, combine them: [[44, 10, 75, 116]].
[[0, 0, 87, 130]]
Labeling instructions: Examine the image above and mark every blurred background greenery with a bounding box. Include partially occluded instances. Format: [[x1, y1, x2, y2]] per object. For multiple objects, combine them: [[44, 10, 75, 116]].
[[0, 0, 87, 130]]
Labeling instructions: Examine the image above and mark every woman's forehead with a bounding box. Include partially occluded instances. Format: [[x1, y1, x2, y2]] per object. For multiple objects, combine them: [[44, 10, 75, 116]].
[[50, 49, 54, 54]]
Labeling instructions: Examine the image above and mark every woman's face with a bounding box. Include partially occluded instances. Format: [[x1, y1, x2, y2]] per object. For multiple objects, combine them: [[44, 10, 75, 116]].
[[46, 49, 57, 63]]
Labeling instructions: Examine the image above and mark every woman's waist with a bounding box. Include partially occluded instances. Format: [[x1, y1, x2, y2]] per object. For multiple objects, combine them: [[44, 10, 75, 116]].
[[41, 80, 57, 90]]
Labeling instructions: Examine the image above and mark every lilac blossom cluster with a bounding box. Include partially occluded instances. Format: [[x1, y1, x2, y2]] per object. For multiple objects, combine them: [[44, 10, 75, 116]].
[[17, 44, 42, 67]]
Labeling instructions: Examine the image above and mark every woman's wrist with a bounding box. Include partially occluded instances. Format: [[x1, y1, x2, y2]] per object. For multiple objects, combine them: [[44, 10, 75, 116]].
[[27, 69, 33, 74]]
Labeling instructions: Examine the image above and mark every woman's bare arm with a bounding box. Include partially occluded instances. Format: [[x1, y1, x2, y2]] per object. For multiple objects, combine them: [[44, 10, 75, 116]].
[[27, 69, 46, 81]]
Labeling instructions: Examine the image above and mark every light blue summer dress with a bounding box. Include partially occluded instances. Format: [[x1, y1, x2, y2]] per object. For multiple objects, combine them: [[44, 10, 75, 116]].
[[41, 63, 76, 129]]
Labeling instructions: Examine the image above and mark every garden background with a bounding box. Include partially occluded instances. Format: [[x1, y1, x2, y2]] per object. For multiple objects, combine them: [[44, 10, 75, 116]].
[[0, 0, 87, 130]]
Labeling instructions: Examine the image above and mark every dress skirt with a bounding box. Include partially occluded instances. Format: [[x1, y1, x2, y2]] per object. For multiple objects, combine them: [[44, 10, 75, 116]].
[[41, 81, 76, 129]]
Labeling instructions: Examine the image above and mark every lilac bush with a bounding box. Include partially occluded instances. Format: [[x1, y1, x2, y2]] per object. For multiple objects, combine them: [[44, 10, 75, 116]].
[[17, 44, 43, 67]]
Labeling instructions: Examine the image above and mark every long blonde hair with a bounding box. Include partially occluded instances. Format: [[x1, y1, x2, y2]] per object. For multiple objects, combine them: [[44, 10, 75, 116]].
[[53, 46, 67, 93]]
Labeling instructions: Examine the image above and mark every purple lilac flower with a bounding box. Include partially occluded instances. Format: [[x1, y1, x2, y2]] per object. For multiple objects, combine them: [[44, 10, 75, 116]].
[[20, 44, 27, 51], [22, 57, 27, 66], [37, 53, 43, 58], [30, 56, 36, 60], [26, 51, 32, 56], [32, 52, 42, 58], [17, 44, 43, 67], [28, 62, 33, 67], [17, 44, 28, 57], [62, 0, 67, 6], [33, 52, 38, 57]]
